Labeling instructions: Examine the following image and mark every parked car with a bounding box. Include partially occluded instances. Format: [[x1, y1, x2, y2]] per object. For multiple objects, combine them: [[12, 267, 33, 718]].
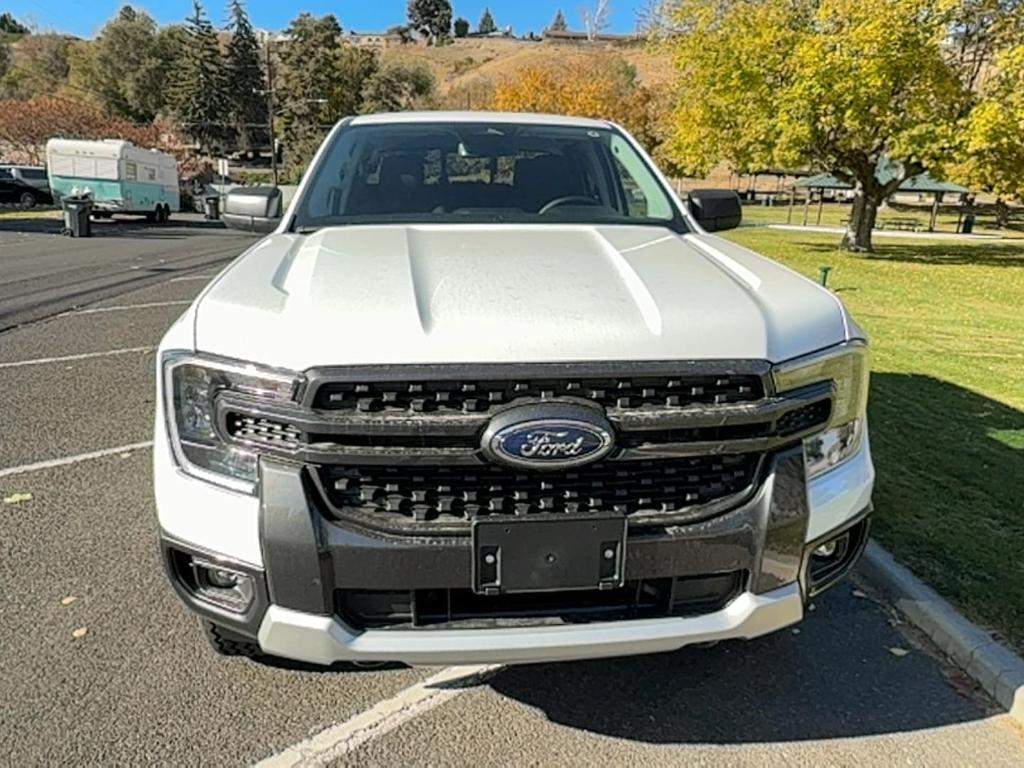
[[0, 164, 50, 193], [45, 139, 179, 222], [155, 112, 874, 667], [0, 177, 53, 207]]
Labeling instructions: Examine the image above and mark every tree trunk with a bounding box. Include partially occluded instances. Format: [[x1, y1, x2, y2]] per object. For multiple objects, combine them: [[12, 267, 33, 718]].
[[995, 198, 1009, 229], [840, 178, 880, 252]]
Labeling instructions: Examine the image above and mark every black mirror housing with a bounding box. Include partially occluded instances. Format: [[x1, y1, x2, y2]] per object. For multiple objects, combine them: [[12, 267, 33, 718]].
[[222, 187, 283, 234], [687, 189, 742, 232]]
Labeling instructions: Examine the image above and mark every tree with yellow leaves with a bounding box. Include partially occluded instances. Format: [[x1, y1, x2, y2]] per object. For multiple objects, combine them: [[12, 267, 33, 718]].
[[490, 56, 664, 152], [664, 0, 969, 252]]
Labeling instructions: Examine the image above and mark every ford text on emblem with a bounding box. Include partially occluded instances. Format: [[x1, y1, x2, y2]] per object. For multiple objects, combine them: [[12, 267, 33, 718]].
[[481, 402, 615, 470]]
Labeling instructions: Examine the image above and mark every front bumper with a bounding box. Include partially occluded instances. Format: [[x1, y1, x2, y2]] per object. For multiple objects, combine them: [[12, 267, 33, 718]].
[[256, 583, 803, 666], [158, 439, 873, 666]]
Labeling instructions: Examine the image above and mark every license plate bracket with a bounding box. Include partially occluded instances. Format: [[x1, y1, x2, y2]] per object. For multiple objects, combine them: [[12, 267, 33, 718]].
[[472, 515, 626, 595]]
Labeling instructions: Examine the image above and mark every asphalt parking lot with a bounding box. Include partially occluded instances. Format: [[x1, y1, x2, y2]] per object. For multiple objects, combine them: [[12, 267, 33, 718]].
[[1, 218, 1023, 766]]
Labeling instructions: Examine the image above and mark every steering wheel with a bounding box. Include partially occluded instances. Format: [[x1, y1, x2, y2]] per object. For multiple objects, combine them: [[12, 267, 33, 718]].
[[538, 196, 601, 215]]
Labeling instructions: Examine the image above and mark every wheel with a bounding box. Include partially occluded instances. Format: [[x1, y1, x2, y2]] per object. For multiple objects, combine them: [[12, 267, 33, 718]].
[[201, 620, 260, 658], [162, 205, 172, 222], [19, 191, 36, 209]]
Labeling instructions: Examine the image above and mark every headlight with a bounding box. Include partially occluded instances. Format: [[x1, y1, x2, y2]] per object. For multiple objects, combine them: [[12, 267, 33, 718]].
[[162, 352, 300, 492], [773, 342, 869, 479]]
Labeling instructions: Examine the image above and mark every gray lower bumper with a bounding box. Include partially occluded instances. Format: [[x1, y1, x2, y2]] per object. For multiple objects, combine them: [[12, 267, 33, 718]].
[[256, 582, 803, 666]]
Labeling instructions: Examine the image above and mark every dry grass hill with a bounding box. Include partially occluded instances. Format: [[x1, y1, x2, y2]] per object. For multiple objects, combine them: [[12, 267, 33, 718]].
[[379, 37, 676, 106]]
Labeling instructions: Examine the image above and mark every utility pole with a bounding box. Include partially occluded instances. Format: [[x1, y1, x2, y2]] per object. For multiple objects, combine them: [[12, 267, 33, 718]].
[[264, 42, 278, 187]]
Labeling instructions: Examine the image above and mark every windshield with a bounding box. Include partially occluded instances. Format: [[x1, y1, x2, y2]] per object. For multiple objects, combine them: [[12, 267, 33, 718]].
[[293, 122, 682, 231]]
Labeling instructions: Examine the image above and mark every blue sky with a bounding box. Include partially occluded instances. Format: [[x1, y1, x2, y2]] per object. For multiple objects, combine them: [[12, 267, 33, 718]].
[[8, 0, 647, 39]]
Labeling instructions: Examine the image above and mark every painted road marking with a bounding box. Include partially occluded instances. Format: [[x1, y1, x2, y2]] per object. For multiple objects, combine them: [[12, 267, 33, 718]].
[[0, 441, 153, 479], [0, 346, 155, 369], [65, 301, 191, 316], [255, 664, 503, 767], [169, 275, 216, 282]]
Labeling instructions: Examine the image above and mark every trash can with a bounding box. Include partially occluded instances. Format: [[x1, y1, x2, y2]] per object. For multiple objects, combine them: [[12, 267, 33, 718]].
[[204, 195, 221, 221], [62, 196, 93, 238], [961, 214, 975, 234]]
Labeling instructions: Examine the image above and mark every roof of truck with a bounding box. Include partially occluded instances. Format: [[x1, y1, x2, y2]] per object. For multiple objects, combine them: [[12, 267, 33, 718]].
[[349, 111, 615, 129]]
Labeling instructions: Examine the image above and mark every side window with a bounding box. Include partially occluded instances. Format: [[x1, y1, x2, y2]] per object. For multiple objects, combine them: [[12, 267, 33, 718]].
[[613, 155, 649, 217], [0, 168, 11, 179], [608, 134, 673, 220], [125, 161, 137, 181], [146, 166, 157, 182]]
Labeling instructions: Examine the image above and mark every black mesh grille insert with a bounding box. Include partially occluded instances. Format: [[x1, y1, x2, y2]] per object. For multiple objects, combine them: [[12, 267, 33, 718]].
[[312, 374, 764, 414], [225, 413, 302, 449], [776, 400, 832, 437], [321, 454, 758, 523], [335, 572, 747, 629]]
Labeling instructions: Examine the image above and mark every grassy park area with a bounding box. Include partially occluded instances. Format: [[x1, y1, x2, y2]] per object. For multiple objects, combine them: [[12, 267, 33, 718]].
[[739, 200, 1024, 239], [724, 226, 1024, 650]]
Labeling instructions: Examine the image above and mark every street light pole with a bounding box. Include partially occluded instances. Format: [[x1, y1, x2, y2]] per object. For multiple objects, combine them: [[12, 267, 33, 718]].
[[264, 42, 278, 187]]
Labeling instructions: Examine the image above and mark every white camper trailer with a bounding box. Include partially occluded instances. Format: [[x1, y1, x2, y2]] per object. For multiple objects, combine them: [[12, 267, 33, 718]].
[[46, 139, 179, 221]]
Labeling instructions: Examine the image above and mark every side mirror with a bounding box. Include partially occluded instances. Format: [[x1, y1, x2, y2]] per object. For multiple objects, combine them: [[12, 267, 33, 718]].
[[222, 186, 283, 233], [686, 189, 742, 232]]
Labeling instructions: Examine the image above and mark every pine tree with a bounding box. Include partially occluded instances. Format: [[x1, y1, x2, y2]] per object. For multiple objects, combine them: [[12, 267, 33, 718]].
[[407, 0, 452, 45], [173, 1, 230, 153], [225, 0, 266, 152], [477, 7, 496, 34], [277, 13, 342, 179], [549, 10, 568, 32]]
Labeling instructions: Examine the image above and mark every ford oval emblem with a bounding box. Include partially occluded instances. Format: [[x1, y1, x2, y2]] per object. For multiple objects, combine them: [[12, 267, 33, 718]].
[[481, 403, 615, 470]]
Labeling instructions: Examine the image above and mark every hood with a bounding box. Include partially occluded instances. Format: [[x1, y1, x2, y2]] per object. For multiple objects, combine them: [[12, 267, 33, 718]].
[[193, 224, 849, 371]]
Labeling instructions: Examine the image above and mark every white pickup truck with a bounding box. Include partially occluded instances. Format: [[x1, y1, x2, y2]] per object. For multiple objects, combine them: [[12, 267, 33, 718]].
[[154, 112, 873, 666]]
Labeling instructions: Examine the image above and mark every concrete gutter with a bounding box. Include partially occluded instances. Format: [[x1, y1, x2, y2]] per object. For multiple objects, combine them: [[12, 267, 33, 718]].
[[858, 540, 1024, 723]]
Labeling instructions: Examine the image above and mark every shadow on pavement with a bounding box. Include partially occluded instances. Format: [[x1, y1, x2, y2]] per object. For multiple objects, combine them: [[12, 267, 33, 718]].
[[487, 584, 990, 743], [0, 212, 233, 239]]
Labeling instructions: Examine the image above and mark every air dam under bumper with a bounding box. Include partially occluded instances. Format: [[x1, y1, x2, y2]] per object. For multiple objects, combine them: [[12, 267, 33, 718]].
[[257, 583, 803, 666]]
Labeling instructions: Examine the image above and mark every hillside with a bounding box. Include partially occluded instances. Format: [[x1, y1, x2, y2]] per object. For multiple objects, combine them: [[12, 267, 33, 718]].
[[379, 37, 676, 105]]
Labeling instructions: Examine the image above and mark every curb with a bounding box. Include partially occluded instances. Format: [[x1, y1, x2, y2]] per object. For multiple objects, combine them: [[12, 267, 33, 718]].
[[857, 540, 1024, 723]]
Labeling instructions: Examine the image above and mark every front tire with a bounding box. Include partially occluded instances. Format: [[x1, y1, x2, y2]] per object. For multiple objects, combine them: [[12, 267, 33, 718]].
[[201, 620, 260, 658], [19, 191, 36, 209]]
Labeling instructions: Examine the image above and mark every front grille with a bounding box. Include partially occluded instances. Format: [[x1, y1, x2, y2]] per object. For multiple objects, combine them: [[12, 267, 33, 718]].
[[320, 454, 758, 524], [311, 373, 764, 414], [335, 571, 746, 629]]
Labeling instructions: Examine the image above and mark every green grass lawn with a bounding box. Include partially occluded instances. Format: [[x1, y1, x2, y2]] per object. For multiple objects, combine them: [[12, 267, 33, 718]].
[[722, 226, 1024, 651]]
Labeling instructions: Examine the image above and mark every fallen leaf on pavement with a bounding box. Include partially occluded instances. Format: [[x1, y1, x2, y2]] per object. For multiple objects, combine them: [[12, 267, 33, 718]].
[[3, 492, 33, 504], [61, 596, 78, 606], [888, 647, 909, 657], [791, 628, 801, 635], [72, 627, 88, 639]]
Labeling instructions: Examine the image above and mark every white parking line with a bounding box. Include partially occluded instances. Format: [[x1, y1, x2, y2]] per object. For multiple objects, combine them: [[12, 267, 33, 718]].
[[0, 441, 153, 479], [0, 346, 155, 369], [255, 664, 503, 767], [67, 301, 191, 315], [169, 274, 216, 282]]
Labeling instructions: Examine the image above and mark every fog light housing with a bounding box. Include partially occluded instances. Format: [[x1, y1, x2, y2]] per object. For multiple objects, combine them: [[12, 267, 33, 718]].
[[813, 540, 839, 558], [191, 559, 254, 612]]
